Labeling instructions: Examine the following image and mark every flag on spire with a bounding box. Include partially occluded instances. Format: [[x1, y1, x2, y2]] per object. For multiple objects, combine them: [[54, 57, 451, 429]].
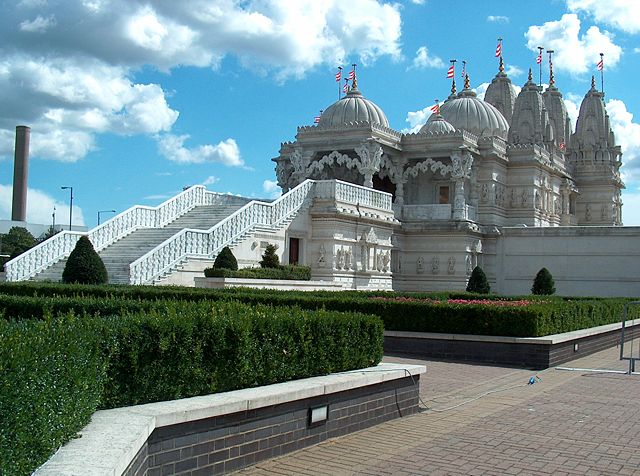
[[495, 39, 502, 58], [536, 51, 542, 64], [597, 57, 604, 71], [461, 61, 466, 78], [335, 68, 342, 82], [314, 115, 321, 124], [348, 64, 356, 81], [447, 65, 454, 78], [430, 101, 440, 115], [343, 79, 350, 93]]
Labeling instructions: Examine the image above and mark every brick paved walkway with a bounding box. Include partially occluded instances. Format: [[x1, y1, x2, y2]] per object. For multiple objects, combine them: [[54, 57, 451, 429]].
[[237, 346, 640, 475]]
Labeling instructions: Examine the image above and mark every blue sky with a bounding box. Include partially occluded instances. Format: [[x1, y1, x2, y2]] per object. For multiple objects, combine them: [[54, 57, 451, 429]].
[[1, 0, 639, 228]]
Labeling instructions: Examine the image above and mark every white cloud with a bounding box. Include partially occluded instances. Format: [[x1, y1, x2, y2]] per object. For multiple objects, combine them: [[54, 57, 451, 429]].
[[487, 15, 509, 23], [410, 0, 425, 5], [564, 93, 582, 125], [607, 99, 640, 180], [0, 184, 85, 226], [410, 46, 444, 70], [201, 175, 219, 186], [525, 14, 622, 75], [474, 82, 491, 100], [621, 189, 640, 225], [158, 134, 243, 166], [505, 65, 524, 77], [20, 14, 56, 33], [567, 0, 640, 34], [262, 179, 280, 198], [0, 0, 402, 163], [404, 107, 431, 133]]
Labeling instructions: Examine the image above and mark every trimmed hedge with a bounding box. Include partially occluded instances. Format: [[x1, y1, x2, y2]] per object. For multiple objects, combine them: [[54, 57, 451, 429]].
[[0, 298, 382, 474], [204, 265, 311, 281], [0, 314, 107, 475]]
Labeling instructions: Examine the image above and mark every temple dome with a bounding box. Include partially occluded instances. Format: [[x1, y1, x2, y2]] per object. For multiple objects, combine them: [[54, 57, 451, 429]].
[[429, 86, 509, 139], [318, 85, 389, 128], [419, 113, 456, 134]]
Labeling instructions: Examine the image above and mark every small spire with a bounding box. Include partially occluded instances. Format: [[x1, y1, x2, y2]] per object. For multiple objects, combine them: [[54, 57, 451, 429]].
[[451, 78, 457, 96], [499, 56, 504, 74], [352, 75, 358, 90], [591, 75, 596, 89], [528, 68, 533, 82], [464, 74, 470, 90], [547, 49, 555, 87]]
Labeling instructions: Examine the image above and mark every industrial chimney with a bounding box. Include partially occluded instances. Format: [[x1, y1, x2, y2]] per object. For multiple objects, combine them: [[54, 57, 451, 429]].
[[11, 125, 30, 222]]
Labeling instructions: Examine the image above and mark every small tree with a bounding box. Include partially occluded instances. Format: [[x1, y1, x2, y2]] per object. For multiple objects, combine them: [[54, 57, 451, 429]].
[[260, 243, 280, 269], [1, 226, 36, 259], [466, 266, 490, 294], [213, 246, 238, 270], [532, 267, 555, 295], [39, 225, 61, 243], [62, 236, 108, 284]]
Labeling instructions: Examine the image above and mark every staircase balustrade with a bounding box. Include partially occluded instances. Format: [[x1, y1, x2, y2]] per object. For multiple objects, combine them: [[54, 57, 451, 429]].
[[5, 186, 227, 282]]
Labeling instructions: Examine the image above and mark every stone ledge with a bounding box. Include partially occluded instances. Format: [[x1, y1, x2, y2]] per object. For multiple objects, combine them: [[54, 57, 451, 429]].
[[194, 276, 345, 291], [385, 319, 640, 345], [35, 363, 425, 476]]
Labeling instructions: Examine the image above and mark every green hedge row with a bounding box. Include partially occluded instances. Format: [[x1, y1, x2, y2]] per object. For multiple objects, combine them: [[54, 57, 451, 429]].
[[0, 314, 107, 475], [1, 300, 383, 475], [0, 282, 634, 337], [204, 265, 311, 280]]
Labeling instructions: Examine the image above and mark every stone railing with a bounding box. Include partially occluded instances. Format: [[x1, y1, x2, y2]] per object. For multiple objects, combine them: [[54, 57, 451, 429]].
[[316, 180, 393, 210], [129, 180, 317, 284], [130, 180, 394, 285], [5, 186, 214, 282]]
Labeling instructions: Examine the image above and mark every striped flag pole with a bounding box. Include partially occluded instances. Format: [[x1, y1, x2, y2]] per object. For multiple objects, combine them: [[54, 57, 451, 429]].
[[537, 46, 544, 86], [598, 53, 604, 93], [336, 66, 343, 100], [547, 49, 555, 87], [495, 37, 502, 58]]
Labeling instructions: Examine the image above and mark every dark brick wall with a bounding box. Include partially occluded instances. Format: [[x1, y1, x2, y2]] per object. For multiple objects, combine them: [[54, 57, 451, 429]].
[[123, 375, 419, 475], [385, 323, 640, 370]]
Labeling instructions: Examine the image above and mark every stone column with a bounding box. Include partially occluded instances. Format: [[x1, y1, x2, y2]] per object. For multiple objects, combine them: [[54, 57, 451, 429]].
[[452, 179, 467, 220], [355, 140, 382, 189]]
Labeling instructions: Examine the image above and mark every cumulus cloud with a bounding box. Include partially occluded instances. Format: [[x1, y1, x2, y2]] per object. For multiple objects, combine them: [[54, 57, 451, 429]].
[[20, 14, 56, 33], [607, 99, 640, 179], [621, 189, 640, 225], [0, 0, 402, 163], [505, 65, 524, 77], [566, 0, 640, 34], [487, 15, 509, 23], [201, 175, 219, 186], [158, 134, 243, 166], [404, 107, 433, 133], [525, 14, 622, 75], [262, 179, 280, 198], [0, 184, 85, 226], [410, 46, 444, 70]]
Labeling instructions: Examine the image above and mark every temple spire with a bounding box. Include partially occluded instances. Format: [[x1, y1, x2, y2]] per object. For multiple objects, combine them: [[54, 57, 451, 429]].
[[464, 74, 470, 90], [499, 56, 505, 74], [528, 68, 533, 82]]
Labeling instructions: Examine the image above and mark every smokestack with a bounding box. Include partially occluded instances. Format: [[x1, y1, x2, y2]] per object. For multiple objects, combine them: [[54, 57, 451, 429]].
[[12, 125, 30, 222]]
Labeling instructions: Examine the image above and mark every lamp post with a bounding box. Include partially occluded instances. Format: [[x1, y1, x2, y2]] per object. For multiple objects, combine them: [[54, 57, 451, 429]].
[[61, 186, 73, 231], [97, 209, 116, 225]]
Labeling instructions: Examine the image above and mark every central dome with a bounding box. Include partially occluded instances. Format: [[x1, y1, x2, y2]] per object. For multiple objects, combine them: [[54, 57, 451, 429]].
[[429, 88, 509, 139], [318, 86, 389, 128]]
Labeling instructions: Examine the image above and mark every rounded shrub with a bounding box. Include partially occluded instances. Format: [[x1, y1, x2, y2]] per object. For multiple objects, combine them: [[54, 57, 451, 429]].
[[62, 236, 108, 284], [466, 266, 490, 294], [260, 243, 280, 268], [532, 267, 556, 295], [213, 246, 238, 270]]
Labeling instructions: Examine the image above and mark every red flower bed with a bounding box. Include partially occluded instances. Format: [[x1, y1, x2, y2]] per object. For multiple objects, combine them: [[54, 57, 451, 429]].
[[370, 296, 535, 307]]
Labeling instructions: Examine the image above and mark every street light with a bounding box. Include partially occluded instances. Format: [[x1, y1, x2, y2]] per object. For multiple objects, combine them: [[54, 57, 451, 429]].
[[97, 209, 116, 225], [61, 186, 73, 231]]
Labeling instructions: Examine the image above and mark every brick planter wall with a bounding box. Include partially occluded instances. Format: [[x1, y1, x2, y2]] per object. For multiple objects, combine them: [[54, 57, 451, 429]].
[[123, 376, 420, 476]]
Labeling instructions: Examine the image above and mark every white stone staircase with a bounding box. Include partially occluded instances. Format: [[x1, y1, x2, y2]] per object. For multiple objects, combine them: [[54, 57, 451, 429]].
[[7, 179, 394, 286]]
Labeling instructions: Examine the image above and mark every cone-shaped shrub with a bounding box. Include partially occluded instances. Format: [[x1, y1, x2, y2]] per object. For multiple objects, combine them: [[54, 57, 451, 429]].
[[260, 243, 280, 268], [213, 246, 238, 270], [466, 266, 490, 294], [532, 267, 556, 295], [62, 236, 108, 284]]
